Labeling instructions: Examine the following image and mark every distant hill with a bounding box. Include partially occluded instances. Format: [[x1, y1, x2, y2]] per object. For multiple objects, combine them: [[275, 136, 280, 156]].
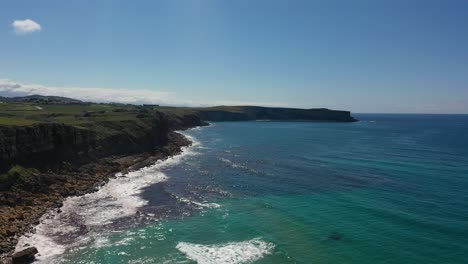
[[158, 105, 357, 122], [0, 95, 82, 104]]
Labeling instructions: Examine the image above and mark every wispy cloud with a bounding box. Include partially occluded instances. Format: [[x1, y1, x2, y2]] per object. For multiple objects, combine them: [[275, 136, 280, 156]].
[[0, 78, 290, 107], [208, 100, 290, 108], [0, 79, 176, 105], [12, 19, 42, 35]]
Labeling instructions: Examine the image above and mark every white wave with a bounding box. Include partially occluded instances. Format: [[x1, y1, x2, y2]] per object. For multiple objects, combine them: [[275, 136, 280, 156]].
[[115, 236, 135, 246], [176, 238, 274, 264], [15, 133, 200, 263], [186, 125, 210, 131], [93, 236, 111, 249], [190, 201, 221, 209], [177, 196, 221, 209], [219, 158, 240, 168], [219, 158, 264, 175], [220, 158, 248, 171], [179, 133, 201, 149], [15, 229, 66, 262]]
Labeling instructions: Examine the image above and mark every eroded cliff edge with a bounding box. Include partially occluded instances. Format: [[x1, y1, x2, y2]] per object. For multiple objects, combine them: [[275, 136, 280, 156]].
[[0, 111, 207, 255]]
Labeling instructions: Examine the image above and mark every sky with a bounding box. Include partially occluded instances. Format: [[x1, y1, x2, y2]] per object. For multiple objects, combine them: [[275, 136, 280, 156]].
[[0, 0, 467, 113]]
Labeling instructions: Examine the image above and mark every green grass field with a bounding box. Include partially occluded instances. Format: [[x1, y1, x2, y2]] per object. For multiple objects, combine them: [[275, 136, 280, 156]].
[[0, 100, 353, 128], [0, 102, 146, 126]]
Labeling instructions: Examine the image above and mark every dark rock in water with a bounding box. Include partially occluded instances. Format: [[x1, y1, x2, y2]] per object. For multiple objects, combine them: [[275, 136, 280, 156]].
[[10, 247, 38, 263], [327, 232, 343, 241]]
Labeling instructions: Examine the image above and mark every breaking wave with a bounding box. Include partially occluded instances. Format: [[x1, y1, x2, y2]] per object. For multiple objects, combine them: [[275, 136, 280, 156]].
[[15, 133, 200, 263], [176, 238, 274, 264]]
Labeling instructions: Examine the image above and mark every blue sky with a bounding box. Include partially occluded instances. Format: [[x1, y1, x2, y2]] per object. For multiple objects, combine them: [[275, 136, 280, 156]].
[[0, 0, 467, 113]]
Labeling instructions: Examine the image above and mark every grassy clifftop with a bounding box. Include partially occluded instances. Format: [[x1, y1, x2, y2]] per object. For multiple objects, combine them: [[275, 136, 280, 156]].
[[0, 102, 160, 127], [0, 101, 356, 127], [0, 102, 201, 172]]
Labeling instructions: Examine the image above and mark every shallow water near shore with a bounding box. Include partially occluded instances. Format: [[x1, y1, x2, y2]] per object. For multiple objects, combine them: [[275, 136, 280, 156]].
[[18, 115, 468, 263]]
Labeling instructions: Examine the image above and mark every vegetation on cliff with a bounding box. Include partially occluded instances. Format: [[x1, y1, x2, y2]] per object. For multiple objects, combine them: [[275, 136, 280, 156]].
[[159, 105, 356, 122]]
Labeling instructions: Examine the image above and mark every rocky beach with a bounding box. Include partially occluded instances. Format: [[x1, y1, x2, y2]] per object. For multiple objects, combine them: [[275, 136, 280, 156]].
[[0, 131, 192, 261]]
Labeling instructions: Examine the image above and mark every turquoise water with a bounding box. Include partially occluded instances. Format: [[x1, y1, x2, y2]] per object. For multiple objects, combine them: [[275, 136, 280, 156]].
[[25, 115, 468, 263]]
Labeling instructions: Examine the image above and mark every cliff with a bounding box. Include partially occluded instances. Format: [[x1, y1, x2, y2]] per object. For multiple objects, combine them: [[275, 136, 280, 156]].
[[0, 113, 204, 177], [192, 106, 356, 122]]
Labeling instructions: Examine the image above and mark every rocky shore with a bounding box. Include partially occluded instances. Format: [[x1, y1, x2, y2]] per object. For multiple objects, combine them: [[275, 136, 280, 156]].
[[0, 131, 191, 260]]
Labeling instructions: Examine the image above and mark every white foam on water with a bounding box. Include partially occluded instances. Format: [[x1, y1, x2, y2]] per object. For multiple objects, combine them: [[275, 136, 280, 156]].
[[219, 158, 245, 170], [15, 230, 66, 262], [176, 196, 221, 209], [15, 132, 200, 263], [190, 201, 221, 209], [219, 158, 264, 175], [115, 236, 135, 246], [92, 236, 111, 249], [176, 238, 274, 264]]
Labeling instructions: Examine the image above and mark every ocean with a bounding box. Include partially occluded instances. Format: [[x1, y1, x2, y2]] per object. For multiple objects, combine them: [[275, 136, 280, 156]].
[[16, 114, 468, 263]]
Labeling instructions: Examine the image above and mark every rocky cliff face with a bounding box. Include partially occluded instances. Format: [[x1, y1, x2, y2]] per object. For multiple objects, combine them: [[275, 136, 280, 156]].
[[0, 112, 206, 179], [0, 112, 207, 255], [0, 124, 95, 171], [163, 112, 209, 130]]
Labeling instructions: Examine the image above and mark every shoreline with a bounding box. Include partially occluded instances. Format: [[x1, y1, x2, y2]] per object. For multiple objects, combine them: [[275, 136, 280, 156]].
[[0, 130, 195, 259]]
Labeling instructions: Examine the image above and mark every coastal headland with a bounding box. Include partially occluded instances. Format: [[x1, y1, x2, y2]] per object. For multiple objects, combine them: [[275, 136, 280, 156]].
[[0, 96, 356, 258]]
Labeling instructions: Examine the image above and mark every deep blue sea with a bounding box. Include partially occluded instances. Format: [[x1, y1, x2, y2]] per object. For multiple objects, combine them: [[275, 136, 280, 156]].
[[17, 114, 468, 263]]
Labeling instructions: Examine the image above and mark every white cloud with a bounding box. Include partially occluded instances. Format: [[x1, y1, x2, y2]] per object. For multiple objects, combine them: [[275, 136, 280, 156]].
[[0, 78, 290, 107], [209, 100, 290, 108], [12, 19, 42, 35], [0, 79, 177, 105]]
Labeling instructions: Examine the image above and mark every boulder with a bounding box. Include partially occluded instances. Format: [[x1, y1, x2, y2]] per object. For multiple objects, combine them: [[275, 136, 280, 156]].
[[11, 247, 38, 263]]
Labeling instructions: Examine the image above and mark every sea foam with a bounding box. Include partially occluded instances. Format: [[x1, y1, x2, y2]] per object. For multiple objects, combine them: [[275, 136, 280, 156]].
[[176, 238, 274, 264], [15, 132, 200, 263]]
